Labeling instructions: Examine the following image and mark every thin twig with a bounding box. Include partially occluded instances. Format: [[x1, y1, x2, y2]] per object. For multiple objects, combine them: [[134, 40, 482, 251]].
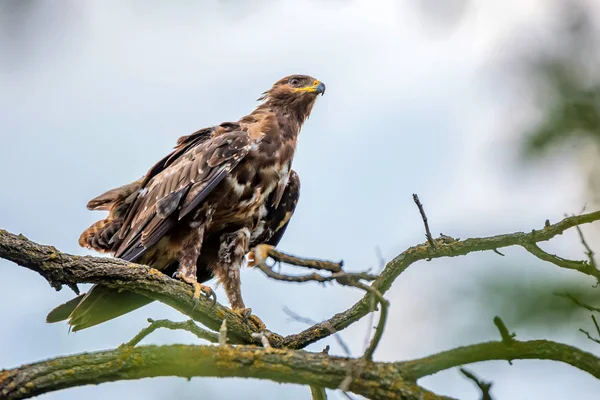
[[310, 386, 328, 400], [579, 328, 600, 345], [283, 307, 352, 356], [575, 224, 597, 270], [413, 193, 435, 248], [459, 368, 493, 400], [351, 281, 389, 361], [122, 318, 219, 348], [255, 264, 376, 284], [554, 292, 600, 313], [521, 242, 600, 281], [493, 316, 515, 365], [493, 316, 516, 344], [579, 314, 600, 345]]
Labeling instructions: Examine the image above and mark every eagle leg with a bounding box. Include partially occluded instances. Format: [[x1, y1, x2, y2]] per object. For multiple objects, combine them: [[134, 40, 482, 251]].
[[213, 227, 265, 329], [174, 210, 216, 308]]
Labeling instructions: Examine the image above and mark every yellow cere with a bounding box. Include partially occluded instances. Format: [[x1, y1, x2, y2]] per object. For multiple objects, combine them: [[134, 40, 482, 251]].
[[294, 80, 321, 93]]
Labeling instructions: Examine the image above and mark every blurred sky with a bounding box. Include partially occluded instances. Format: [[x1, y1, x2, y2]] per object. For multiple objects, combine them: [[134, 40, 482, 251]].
[[1, 0, 600, 399]]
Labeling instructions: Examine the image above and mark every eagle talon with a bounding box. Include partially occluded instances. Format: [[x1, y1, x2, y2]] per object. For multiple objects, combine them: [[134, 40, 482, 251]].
[[173, 271, 216, 308], [247, 244, 274, 267], [233, 307, 266, 330]]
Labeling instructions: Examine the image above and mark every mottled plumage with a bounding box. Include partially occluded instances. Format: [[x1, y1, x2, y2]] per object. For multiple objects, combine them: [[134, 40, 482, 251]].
[[47, 75, 323, 331]]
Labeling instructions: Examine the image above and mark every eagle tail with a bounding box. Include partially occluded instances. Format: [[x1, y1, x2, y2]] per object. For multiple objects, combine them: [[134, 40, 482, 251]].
[[46, 294, 86, 323], [46, 285, 154, 331]]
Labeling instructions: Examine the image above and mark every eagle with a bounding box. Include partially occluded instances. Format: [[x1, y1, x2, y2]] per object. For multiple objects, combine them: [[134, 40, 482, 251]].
[[46, 75, 325, 331]]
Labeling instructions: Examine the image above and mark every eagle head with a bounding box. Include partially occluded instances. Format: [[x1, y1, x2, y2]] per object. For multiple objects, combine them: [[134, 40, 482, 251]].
[[258, 75, 325, 119]]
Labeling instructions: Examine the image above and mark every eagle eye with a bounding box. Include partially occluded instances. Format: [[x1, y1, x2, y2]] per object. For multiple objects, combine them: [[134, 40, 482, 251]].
[[289, 78, 300, 86]]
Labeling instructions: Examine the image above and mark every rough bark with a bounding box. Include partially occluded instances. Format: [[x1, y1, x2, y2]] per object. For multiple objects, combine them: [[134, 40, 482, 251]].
[[2, 209, 600, 398]]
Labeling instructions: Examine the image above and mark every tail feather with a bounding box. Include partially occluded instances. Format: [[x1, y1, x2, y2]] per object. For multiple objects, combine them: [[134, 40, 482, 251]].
[[46, 285, 154, 332], [46, 294, 86, 323]]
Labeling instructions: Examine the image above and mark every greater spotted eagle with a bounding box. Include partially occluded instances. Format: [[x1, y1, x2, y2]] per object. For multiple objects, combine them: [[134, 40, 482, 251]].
[[47, 75, 325, 331]]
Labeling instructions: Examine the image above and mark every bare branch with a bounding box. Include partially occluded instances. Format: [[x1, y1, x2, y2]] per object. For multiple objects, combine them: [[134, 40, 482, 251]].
[[0, 344, 451, 400], [284, 210, 600, 349], [3, 209, 600, 398], [0, 229, 270, 346], [399, 339, 600, 381], [521, 242, 600, 281], [257, 249, 388, 362], [255, 263, 376, 284], [579, 328, 600, 345], [123, 318, 219, 347], [459, 368, 493, 400], [575, 224, 598, 270], [412, 193, 435, 248], [554, 292, 600, 313], [493, 316, 516, 344], [283, 307, 352, 357], [4, 338, 600, 400], [349, 281, 388, 362], [310, 386, 328, 400]]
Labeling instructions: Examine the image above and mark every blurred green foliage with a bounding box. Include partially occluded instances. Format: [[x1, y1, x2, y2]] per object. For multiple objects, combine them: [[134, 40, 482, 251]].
[[523, 4, 600, 156]]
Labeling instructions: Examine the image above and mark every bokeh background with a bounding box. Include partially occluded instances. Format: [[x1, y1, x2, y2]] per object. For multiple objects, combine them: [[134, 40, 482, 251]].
[[2, 0, 600, 399]]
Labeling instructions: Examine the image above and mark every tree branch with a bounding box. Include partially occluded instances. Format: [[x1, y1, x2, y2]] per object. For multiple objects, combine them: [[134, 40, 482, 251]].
[[3, 209, 600, 398], [459, 368, 493, 400], [3, 338, 600, 400], [123, 318, 219, 347], [0, 229, 271, 346], [0, 345, 451, 400], [283, 210, 600, 349], [398, 339, 600, 381], [310, 385, 328, 400]]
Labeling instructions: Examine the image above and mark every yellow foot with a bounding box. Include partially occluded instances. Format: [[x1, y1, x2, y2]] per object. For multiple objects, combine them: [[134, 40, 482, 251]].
[[173, 272, 216, 308], [233, 307, 266, 331], [247, 244, 274, 267]]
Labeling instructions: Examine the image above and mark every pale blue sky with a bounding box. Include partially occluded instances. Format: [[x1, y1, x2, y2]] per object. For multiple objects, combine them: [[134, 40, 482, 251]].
[[1, 1, 599, 399]]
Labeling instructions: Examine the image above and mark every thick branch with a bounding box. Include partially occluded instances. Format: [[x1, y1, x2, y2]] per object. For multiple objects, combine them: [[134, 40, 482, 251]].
[[0, 345, 450, 400], [0, 229, 268, 346], [3, 338, 600, 400], [3, 210, 600, 353], [283, 211, 600, 349], [398, 339, 600, 381]]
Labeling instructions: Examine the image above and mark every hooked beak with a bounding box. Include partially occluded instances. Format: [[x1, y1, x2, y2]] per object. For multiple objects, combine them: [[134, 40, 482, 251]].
[[314, 81, 326, 95]]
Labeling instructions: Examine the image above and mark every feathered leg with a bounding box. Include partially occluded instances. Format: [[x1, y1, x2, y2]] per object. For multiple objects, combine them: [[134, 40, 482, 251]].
[[213, 227, 265, 329], [174, 210, 216, 307]]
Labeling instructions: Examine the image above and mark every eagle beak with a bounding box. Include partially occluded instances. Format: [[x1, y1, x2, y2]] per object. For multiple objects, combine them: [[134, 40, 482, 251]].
[[314, 81, 326, 95], [294, 80, 326, 95]]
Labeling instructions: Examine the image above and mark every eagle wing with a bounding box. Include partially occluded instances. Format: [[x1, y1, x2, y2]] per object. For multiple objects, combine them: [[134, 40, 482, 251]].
[[78, 127, 217, 254], [142, 126, 216, 186], [114, 130, 251, 262]]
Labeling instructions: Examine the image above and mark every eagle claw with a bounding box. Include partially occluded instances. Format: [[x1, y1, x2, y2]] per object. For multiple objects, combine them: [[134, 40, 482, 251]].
[[233, 307, 266, 330], [172, 271, 216, 309], [247, 244, 274, 267]]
